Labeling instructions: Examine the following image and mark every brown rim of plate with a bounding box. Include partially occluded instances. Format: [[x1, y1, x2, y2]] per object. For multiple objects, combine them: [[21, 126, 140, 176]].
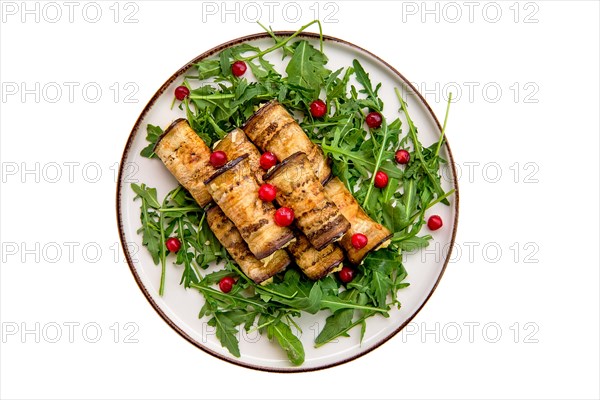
[[262, 151, 306, 181], [203, 153, 249, 185], [116, 31, 460, 374]]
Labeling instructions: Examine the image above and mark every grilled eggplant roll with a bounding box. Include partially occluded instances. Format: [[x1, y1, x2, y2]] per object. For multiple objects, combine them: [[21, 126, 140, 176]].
[[287, 232, 344, 280], [204, 154, 295, 259], [242, 100, 331, 183], [324, 177, 393, 264], [154, 119, 214, 207], [264, 152, 350, 250], [206, 205, 290, 284], [214, 128, 264, 184]]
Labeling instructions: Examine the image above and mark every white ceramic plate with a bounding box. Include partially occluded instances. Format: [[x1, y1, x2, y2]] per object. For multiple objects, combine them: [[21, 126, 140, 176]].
[[116, 32, 459, 372]]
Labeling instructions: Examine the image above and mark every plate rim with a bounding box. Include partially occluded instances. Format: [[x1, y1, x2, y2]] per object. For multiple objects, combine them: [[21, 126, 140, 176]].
[[115, 31, 460, 373]]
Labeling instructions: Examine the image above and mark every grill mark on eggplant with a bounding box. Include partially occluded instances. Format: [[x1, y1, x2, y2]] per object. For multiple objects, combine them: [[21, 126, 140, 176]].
[[297, 200, 337, 220], [255, 121, 280, 149], [239, 219, 268, 237], [293, 239, 337, 267], [263, 120, 295, 150]]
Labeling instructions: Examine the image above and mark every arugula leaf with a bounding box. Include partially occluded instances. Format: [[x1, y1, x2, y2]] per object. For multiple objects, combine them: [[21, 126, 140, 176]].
[[201, 269, 236, 286], [131, 183, 161, 264], [352, 59, 382, 111], [321, 126, 403, 182], [362, 249, 406, 308], [315, 308, 354, 346], [219, 48, 233, 78], [140, 124, 163, 158], [231, 82, 270, 108], [319, 295, 387, 314], [131, 183, 160, 209], [259, 280, 323, 313], [209, 311, 241, 357], [363, 248, 403, 275], [269, 320, 305, 366], [371, 271, 393, 308], [285, 40, 329, 97], [305, 283, 323, 314], [195, 59, 221, 80], [398, 235, 433, 251]]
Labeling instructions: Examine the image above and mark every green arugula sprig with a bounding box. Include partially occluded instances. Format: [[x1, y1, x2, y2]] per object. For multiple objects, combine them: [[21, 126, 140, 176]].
[[131, 184, 225, 295], [133, 21, 454, 365]]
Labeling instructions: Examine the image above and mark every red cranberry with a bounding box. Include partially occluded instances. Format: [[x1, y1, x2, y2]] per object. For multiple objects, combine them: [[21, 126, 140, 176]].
[[366, 112, 382, 128], [427, 215, 443, 231], [174, 86, 190, 101], [165, 237, 181, 253], [209, 151, 228, 168], [351, 233, 368, 250], [260, 152, 278, 170], [219, 276, 235, 293], [309, 100, 327, 118], [338, 266, 355, 283], [258, 184, 277, 202], [374, 171, 389, 188], [274, 207, 294, 227], [395, 149, 410, 164], [231, 61, 247, 77]]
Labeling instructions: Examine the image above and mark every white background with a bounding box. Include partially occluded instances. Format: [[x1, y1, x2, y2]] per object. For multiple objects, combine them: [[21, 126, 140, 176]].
[[1, 1, 598, 399]]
